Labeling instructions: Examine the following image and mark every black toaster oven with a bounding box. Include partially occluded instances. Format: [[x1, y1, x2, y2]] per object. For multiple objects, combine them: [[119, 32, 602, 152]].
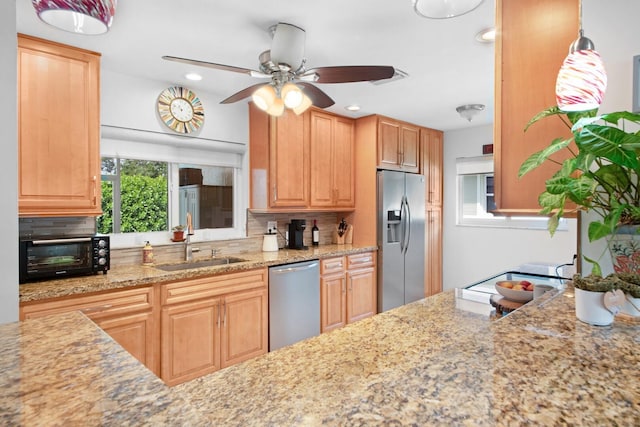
[[19, 236, 110, 283]]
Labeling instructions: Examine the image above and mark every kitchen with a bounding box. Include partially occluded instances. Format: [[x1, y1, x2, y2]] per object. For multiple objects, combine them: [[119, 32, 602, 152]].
[[2, 0, 640, 425]]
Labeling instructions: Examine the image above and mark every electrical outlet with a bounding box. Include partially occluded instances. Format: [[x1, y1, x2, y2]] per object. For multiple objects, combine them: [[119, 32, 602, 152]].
[[267, 221, 277, 234]]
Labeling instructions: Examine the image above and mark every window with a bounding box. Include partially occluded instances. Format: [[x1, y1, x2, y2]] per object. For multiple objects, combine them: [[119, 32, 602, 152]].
[[456, 155, 568, 230], [100, 126, 247, 248], [98, 158, 168, 234]]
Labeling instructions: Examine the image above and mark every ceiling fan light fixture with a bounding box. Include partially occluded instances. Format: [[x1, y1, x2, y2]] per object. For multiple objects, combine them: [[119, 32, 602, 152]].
[[281, 83, 304, 109], [266, 97, 285, 117], [32, 0, 117, 35], [252, 85, 277, 112], [412, 0, 485, 19], [292, 93, 313, 115]]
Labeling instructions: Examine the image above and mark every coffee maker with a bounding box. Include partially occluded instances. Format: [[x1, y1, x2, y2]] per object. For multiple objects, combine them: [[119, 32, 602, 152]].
[[288, 219, 307, 249]]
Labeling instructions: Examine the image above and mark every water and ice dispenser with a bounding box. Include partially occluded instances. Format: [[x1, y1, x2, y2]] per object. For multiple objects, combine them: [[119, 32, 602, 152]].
[[387, 210, 401, 243]]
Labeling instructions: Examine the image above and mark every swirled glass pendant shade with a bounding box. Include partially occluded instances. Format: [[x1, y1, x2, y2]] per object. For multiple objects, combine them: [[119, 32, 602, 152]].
[[32, 0, 117, 35]]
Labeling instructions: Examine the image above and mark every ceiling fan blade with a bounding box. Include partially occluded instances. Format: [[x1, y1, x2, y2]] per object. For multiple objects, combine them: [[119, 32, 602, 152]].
[[162, 55, 270, 78], [220, 83, 268, 104], [298, 82, 335, 108], [303, 66, 395, 83]]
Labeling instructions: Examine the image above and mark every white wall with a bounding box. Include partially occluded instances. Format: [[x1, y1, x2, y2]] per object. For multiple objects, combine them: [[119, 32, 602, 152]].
[[101, 69, 249, 145], [579, 0, 640, 275], [0, 1, 18, 324], [442, 124, 577, 290]]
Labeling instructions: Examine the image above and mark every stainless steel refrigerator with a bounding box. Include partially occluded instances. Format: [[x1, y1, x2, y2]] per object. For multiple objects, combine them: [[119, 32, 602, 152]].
[[377, 170, 426, 312]]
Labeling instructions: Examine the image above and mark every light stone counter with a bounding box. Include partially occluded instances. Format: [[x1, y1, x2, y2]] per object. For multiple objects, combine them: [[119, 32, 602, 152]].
[[19, 244, 376, 302], [0, 311, 207, 426], [5, 283, 639, 425], [176, 286, 640, 426]]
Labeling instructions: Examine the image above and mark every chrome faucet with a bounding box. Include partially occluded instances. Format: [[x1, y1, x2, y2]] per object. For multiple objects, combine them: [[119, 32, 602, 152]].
[[185, 233, 193, 261]]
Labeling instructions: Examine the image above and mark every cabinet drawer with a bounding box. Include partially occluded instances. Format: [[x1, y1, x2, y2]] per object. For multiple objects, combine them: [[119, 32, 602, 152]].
[[162, 268, 268, 306], [321, 256, 346, 275], [347, 252, 376, 270], [20, 286, 154, 321]]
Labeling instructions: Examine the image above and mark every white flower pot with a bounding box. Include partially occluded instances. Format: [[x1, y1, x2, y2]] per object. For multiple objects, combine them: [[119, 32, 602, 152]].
[[574, 288, 614, 326], [621, 295, 640, 317]]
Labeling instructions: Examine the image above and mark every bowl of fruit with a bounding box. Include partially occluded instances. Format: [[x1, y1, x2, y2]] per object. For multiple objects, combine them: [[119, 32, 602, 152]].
[[495, 280, 534, 302]]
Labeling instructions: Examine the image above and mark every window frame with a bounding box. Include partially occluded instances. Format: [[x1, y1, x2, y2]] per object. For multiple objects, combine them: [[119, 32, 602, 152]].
[[456, 155, 568, 231], [100, 126, 247, 249]]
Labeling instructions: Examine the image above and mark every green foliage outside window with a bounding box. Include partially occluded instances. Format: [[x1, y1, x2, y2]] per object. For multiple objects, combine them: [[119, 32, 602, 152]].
[[97, 159, 168, 234]]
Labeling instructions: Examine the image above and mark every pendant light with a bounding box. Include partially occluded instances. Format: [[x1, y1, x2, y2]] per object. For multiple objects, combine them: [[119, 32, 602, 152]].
[[32, 0, 117, 35], [555, 0, 607, 112], [412, 0, 485, 19]]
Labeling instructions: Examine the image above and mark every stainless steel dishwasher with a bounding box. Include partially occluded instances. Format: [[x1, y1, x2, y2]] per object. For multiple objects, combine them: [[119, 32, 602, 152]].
[[269, 260, 320, 351]]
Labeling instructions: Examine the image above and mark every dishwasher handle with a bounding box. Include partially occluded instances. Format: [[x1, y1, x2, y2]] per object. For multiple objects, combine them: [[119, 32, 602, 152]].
[[270, 261, 319, 274]]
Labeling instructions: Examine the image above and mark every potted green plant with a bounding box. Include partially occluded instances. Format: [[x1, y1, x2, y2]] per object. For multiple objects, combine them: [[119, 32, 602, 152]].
[[519, 107, 640, 324], [172, 225, 185, 242]]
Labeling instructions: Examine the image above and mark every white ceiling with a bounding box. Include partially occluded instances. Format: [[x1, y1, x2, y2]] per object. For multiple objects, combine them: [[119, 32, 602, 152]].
[[16, 0, 496, 131]]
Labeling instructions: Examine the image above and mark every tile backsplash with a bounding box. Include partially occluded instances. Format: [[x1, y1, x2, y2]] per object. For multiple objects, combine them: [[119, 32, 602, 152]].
[[21, 212, 351, 267], [19, 217, 96, 239]]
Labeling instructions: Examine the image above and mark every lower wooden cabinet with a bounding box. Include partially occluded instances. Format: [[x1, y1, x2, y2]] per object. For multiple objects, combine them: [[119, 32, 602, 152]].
[[321, 252, 376, 333], [160, 268, 268, 386], [425, 207, 443, 297], [20, 286, 158, 375]]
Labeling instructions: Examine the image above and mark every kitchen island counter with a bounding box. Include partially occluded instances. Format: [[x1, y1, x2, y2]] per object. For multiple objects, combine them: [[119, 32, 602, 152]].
[[3, 285, 639, 425], [177, 285, 639, 425]]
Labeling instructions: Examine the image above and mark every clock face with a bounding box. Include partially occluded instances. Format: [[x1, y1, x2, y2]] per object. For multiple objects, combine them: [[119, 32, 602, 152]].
[[157, 86, 204, 134]]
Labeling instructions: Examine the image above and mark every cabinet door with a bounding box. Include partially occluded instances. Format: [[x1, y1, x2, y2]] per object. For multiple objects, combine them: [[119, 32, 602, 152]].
[[95, 311, 157, 375], [270, 109, 309, 207], [425, 208, 442, 297], [18, 35, 100, 217], [333, 117, 355, 207], [494, 0, 577, 214], [309, 111, 335, 207], [378, 119, 401, 170], [422, 129, 443, 207], [321, 274, 347, 333], [400, 125, 420, 173], [347, 267, 376, 324], [221, 288, 268, 368], [161, 298, 221, 386]]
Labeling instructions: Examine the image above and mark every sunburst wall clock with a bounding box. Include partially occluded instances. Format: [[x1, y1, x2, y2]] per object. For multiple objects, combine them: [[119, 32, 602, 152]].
[[157, 86, 205, 134]]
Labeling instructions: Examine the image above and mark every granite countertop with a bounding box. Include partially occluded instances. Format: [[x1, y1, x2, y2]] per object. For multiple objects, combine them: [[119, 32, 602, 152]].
[[176, 286, 640, 426], [5, 284, 639, 425], [0, 311, 208, 426], [20, 244, 377, 302]]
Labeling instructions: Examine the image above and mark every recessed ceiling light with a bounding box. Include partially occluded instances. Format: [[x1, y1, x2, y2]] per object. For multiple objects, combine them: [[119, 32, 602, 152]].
[[475, 27, 496, 43], [345, 104, 361, 112], [185, 73, 202, 81]]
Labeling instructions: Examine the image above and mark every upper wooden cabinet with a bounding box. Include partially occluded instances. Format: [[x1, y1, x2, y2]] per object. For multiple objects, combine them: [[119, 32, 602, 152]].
[[249, 104, 355, 211], [421, 128, 443, 208], [494, 0, 578, 215], [378, 117, 420, 173], [18, 34, 101, 217], [249, 103, 309, 209], [309, 110, 355, 208]]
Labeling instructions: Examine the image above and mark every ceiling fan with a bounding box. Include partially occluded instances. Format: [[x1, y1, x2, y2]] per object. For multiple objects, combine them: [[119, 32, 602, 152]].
[[162, 22, 396, 115]]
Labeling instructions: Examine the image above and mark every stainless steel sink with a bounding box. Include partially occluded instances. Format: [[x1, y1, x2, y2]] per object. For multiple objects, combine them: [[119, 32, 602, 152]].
[[155, 257, 246, 272]]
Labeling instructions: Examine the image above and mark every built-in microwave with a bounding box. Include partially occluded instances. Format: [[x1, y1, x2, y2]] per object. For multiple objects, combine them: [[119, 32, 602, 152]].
[[19, 236, 110, 284]]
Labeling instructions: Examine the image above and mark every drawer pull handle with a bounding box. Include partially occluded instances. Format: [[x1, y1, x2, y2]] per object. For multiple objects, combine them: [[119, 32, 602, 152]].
[[81, 304, 113, 314], [352, 257, 372, 264]]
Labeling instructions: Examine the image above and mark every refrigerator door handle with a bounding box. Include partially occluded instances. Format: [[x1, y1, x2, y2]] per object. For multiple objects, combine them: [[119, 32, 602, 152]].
[[404, 197, 412, 255], [399, 196, 407, 253]]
